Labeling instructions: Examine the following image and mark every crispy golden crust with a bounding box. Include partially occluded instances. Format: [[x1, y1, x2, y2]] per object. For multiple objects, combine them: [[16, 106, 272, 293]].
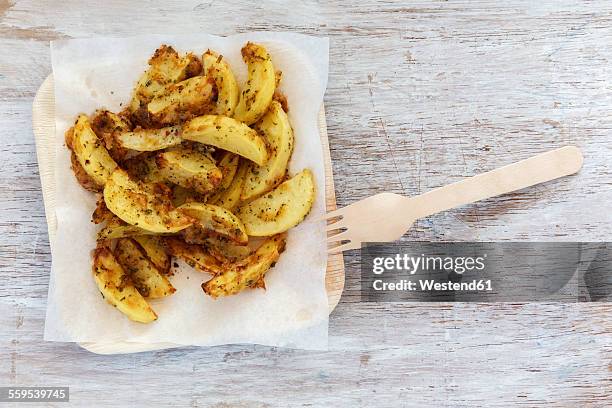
[[203, 50, 240, 116], [205, 237, 252, 263], [103, 169, 194, 233], [132, 235, 171, 275], [65, 126, 75, 150], [70, 151, 102, 192], [164, 236, 226, 275], [155, 147, 222, 194], [147, 76, 217, 126], [72, 114, 118, 185], [272, 90, 288, 113], [114, 238, 175, 298], [66, 125, 103, 192], [90, 109, 132, 163], [233, 42, 276, 125], [92, 196, 114, 224], [92, 246, 158, 323], [183, 52, 203, 79], [179, 202, 248, 245], [202, 234, 286, 298], [129, 46, 204, 128], [149, 45, 179, 65]]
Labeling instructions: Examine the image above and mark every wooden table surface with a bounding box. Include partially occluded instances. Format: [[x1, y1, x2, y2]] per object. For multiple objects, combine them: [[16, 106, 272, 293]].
[[0, 1, 610, 407]]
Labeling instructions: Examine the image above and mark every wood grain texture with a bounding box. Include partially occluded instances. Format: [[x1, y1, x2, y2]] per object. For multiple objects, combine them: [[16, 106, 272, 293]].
[[0, 0, 610, 407]]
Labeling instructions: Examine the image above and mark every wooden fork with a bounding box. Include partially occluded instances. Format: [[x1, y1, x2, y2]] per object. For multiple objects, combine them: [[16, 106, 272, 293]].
[[326, 146, 583, 253]]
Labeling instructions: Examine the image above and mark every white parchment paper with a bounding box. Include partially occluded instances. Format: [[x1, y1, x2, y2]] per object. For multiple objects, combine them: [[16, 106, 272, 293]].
[[44, 33, 329, 350]]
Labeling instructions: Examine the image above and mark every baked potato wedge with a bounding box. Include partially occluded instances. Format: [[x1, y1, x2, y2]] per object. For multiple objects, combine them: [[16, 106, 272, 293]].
[[147, 76, 216, 125], [72, 114, 118, 186], [156, 148, 222, 194], [164, 236, 226, 275], [203, 50, 240, 116], [90, 109, 131, 162], [170, 184, 208, 207], [242, 100, 294, 201], [216, 152, 240, 191], [129, 45, 202, 114], [92, 196, 115, 225], [208, 158, 249, 210], [103, 169, 194, 233], [115, 238, 175, 298], [133, 235, 171, 274], [69, 150, 101, 192], [66, 125, 96, 193], [116, 126, 182, 151], [233, 42, 276, 125], [122, 154, 166, 184], [179, 202, 248, 245], [93, 247, 157, 323], [97, 219, 157, 241], [181, 115, 268, 165], [236, 169, 315, 236], [205, 237, 252, 263], [202, 234, 286, 298]]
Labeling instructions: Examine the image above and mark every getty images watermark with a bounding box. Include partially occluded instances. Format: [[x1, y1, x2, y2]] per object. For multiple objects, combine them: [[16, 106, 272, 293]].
[[361, 242, 612, 302]]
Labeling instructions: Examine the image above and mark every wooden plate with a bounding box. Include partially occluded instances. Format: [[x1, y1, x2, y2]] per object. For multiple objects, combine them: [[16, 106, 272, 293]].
[[32, 75, 345, 354]]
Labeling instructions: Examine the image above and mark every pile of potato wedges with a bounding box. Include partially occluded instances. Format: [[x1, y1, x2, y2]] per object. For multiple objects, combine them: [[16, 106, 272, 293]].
[[65, 42, 315, 323]]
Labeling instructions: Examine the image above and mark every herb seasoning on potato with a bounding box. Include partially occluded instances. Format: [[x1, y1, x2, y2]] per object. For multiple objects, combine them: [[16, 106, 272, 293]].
[[65, 42, 315, 323]]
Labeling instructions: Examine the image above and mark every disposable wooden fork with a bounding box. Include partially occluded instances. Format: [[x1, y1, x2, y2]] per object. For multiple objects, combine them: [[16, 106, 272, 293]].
[[326, 146, 583, 253]]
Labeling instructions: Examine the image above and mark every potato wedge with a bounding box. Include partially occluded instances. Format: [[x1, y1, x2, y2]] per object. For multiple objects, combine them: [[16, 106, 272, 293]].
[[116, 126, 182, 151], [129, 45, 202, 114], [92, 196, 115, 224], [156, 148, 222, 194], [123, 154, 166, 184], [216, 152, 240, 191], [181, 115, 268, 165], [179, 202, 248, 245], [203, 50, 240, 116], [236, 169, 315, 236], [202, 234, 286, 298], [233, 42, 276, 125], [90, 109, 131, 162], [170, 183, 210, 207], [97, 220, 157, 241], [164, 236, 226, 275], [115, 238, 175, 298], [93, 247, 157, 323], [69, 150, 101, 192], [205, 237, 252, 263], [208, 158, 248, 210], [147, 76, 216, 125], [133, 235, 171, 274], [103, 169, 193, 233], [242, 101, 294, 201], [72, 114, 118, 186]]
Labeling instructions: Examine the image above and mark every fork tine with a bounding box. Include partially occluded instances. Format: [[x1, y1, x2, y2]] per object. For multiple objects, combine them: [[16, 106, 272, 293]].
[[326, 230, 350, 243], [323, 207, 345, 220], [325, 219, 346, 231], [327, 241, 359, 254]]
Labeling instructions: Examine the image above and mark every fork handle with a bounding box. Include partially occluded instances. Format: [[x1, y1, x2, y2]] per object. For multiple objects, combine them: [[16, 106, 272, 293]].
[[409, 146, 583, 219]]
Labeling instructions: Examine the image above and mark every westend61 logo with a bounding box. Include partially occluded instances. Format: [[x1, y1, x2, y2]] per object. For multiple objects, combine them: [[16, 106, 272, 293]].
[[361, 242, 612, 302]]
